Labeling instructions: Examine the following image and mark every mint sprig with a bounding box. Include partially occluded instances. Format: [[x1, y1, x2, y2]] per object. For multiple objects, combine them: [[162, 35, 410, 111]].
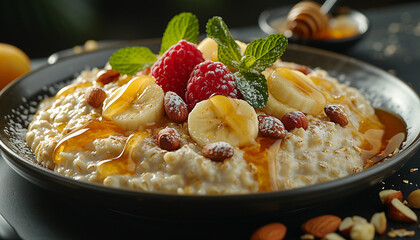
[[110, 12, 200, 75], [159, 12, 199, 55], [234, 72, 268, 109], [206, 17, 242, 69], [109, 47, 157, 75], [206, 17, 288, 108]]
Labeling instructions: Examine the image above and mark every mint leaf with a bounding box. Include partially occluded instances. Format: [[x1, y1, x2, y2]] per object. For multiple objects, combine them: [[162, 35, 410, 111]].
[[206, 16, 242, 69], [234, 71, 268, 109], [109, 46, 157, 75], [243, 34, 288, 72], [159, 12, 199, 55]]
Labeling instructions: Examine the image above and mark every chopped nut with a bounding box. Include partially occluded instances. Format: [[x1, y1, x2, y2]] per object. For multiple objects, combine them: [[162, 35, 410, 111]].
[[407, 189, 420, 208], [300, 233, 315, 240], [281, 111, 308, 131], [410, 168, 418, 173], [163, 91, 188, 123], [202, 142, 234, 162], [158, 127, 181, 151], [387, 228, 415, 238], [258, 114, 286, 139], [324, 104, 349, 127], [96, 69, 120, 85], [85, 87, 106, 108], [250, 222, 287, 240]]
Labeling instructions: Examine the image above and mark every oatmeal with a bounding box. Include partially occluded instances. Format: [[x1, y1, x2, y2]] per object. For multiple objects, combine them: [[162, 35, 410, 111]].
[[26, 13, 404, 195]]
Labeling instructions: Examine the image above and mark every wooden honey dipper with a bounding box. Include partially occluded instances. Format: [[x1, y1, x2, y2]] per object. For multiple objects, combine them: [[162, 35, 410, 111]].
[[286, 0, 337, 39]]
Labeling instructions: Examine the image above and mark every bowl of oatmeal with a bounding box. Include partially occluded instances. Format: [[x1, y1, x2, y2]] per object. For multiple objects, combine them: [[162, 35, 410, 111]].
[[1, 13, 420, 218]]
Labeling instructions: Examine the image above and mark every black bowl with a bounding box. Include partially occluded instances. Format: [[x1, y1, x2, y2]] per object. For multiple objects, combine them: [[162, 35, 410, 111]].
[[259, 6, 370, 51], [1, 40, 419, 220]]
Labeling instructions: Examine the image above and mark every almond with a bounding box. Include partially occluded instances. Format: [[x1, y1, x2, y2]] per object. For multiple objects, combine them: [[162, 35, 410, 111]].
[[388, 198, 418, 222], [163, 91, 188, 123], [387, 228, 415, 238], [385, 191, 403, 206], [321, 232, 345, 240], [301, 215, 342, 238], [407, 189, 420, 209], [281, 111, 308, 131], [158, 127, 180, 151], [85, 87, 106, 108], [258, 115, 286, 139], [96, 69, 120, 85], [370, 212, 387, 234], [202, 142, 234, 162], [379, 189, 398, 205], [349, 222, 375, 240], [338, 217, 354, 236], [324, 104, 348, 127], [250, 222, 287, 240]]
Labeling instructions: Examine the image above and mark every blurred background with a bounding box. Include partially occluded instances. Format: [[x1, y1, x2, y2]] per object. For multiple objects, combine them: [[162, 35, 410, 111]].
[[0, 0, 417, 58]]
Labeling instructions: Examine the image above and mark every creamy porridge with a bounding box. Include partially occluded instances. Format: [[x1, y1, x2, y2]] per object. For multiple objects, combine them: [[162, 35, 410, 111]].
[[25, 13, 404, 195]]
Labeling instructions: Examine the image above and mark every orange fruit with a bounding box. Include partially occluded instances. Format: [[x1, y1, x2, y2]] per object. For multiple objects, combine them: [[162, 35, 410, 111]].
[[0, 43, 31, 90]]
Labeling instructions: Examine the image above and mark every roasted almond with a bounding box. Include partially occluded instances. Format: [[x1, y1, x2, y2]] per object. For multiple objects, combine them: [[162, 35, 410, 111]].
[[282, 111, 308, 131], [349, 222, 375, 240], [250, 222, 287, 240], [96, 69, 120, 85], [164, 91, 188, 123], [301, 215, 342, 238], [324, 104, 348, 127], [385, 191, 403, 206], [321, 232, 345, 240], [85, 87, 106, 108], [202, 142, 234, 162], [158, 127, 181, 151], [338, 217, 354, 236], [388, 198, 418, 223], [258, 115, 286, 139], [370, 212, 387, 234], [379, 189, 398, 205]]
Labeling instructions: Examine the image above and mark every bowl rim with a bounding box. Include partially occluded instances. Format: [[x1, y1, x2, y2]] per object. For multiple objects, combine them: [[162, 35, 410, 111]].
[[258, 5, 371, 43], [0, 42, 420, 208]]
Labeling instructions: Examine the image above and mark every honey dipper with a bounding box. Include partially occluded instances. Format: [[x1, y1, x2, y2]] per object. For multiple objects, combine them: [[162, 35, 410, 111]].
[[286, 0, 337, 39]]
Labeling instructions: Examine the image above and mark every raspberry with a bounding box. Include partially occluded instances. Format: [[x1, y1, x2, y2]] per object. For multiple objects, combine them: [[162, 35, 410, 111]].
[[150, 40, 204, 98], [185, 60, 242, 110]]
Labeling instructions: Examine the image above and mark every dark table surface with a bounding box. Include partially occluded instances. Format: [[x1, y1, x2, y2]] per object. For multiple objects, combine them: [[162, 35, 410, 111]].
[[1, 2, 420, 240]]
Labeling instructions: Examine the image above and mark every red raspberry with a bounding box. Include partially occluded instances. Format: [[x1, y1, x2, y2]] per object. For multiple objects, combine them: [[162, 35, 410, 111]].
[[150, 40, 204, 98], [185, 60, 242, 110]]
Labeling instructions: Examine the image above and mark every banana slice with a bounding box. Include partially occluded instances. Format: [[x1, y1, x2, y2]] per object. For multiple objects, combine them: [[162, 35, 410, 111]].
[[262, 67, 326, 118], [188, 95, 258, 147], [102, 75, 164, 131], [197, 37, 247, 62]]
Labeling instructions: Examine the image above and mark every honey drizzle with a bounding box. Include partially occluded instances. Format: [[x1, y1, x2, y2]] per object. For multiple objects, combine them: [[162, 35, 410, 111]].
[[53, 119, 125, 165], [242, 137, 277, 192], [97, 131, 150, 178]]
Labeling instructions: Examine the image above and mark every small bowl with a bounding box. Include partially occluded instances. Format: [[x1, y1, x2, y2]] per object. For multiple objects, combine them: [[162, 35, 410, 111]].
[[259, 5, 370, 51]]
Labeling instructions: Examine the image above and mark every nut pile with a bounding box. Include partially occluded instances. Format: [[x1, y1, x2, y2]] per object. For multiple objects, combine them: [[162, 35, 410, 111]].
[[250, 188, 420, 239]]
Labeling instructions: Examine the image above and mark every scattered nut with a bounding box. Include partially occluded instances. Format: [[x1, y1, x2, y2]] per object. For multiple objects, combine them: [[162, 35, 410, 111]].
[[338, 217, 354, 236], [388, 198, 418, 223], [379, 189, 398, 205], [321, 232, 345, 240], [301, 215, 342, 238], [163, 91, 188, 123], [387, 228, 415, 238], [350, 222, 375, 240], [407, 189, 420, 208], [250, 222, 287, 240], [300, 233, 315, 240], [158, 127, 180, 151], [202, 142, 234, 162], [281, 111, 308, 131], [370, 212, 387, 234], [96, 69, 120, 85], [85, 87, 106, 108], [385, 191, 403, 206], [258, 115, 287, 139], [324, 104, 348, 127]]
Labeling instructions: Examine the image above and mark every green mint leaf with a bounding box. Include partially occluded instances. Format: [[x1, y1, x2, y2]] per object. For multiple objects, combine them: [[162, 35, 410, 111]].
[[206, 16, 242, 69], [159, 12, 199, 55], [234, 71, 268, 109], [109, 46, 157, 75], [243, 34, 288, 72]]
